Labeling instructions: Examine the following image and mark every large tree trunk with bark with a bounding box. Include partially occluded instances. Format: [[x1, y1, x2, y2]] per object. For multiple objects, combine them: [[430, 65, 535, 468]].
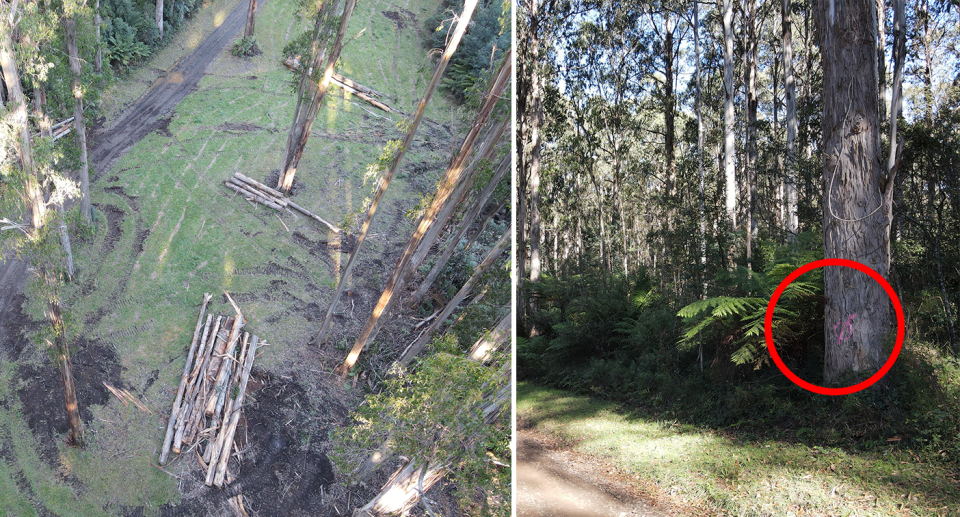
[[95, 0, 102, 73], [47, 273, 84, 447], [744, 0, 758, 267], [409, 155, 508, 306], [397, 230, 509, 366], [244, 0, 257, 39], [527, 0, 542, 336], [1, 15, 44, 228], [333, 49, 507, 376], [65, 16, 92, 222], [819, 0, 896, 384], [155, 0, 163, 39]]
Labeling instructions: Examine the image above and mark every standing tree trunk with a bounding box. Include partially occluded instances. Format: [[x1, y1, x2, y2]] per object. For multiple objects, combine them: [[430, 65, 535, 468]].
[[409, 155, 508, 306], [65, 15, 92, 222], [783, 0, 798, 239], [819, 0, 896, 384], [397, 230, 509, 366], [876, 0, 886, 121], [744, 0, 758, 267], [155, 0, 163, 39], [663, 14, 676, 196], [312, 0, 480, 347], [94, 0, 102, 73], [277, 0, 356, 192], [334, 52, 508, 376], [244, 0, 257, 39], [48, 273, 84, 447], [721, 0, 737, 236], [2, 5, 84, 446], [527, 0, 543, 336], [0, 14, 43, 228], [693, 0, 706, 290]]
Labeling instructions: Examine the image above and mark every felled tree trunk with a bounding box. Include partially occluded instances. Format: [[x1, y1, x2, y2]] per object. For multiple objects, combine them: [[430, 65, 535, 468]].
[[353, 460, 447, 517]]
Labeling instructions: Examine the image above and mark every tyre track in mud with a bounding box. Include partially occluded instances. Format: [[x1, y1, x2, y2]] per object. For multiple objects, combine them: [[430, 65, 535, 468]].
[[89, 0, 271, 177]]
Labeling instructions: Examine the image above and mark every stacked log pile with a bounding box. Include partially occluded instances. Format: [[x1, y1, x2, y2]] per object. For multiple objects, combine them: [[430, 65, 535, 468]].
[[223, 172, 341, 234], [158, 293, 265, 488]]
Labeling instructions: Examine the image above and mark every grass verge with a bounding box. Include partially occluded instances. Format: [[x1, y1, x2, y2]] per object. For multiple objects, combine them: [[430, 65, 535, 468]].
[[518, 381, 960, 517]]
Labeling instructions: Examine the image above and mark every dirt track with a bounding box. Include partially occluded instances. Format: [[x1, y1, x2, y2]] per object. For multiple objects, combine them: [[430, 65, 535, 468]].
[[90, 0, 266, 176], [518, 429, 672, 517]]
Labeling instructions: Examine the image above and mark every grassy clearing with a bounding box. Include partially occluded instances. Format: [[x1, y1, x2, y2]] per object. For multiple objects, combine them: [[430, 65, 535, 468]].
[[518, 381, 960, 517], [98, 0, 246, 126], [4, 0, 454, 513]]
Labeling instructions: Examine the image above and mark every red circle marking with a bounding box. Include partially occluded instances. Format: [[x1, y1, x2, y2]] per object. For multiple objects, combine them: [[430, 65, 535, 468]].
[[764, 258, 905, 396]]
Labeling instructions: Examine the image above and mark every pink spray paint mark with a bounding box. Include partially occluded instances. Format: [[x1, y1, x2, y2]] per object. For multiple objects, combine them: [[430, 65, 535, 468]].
[[835, 313, 857, 345]]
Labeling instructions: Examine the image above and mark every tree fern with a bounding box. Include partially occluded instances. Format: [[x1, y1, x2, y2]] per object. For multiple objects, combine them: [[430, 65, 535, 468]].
[[678, 262, 822, 369]]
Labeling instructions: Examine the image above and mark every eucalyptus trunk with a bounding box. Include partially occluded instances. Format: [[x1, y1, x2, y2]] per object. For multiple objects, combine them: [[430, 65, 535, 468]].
[[783, 0, 798, 238], [65, 15, 92, 222], [278, 0, 355, 192], [721, 0, 737, 235], [313, 0, 480, 349], [819, 0, 896, 384]]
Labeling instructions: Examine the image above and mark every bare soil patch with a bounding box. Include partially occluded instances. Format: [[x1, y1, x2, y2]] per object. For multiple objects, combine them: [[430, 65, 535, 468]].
[[518, 425, 689, 517], [17, 342, 122, 464]]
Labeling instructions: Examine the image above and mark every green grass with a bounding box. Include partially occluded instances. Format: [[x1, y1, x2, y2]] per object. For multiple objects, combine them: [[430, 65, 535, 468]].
[[3, 0, 455, 512], [518, 381, 960, 517]]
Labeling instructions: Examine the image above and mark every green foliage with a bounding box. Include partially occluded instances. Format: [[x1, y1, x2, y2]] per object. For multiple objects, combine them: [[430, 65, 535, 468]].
[[425, 0, 509, 102], [677, 260, 821, 368], [331, 352, 509, 516], [231, 36, 260, 57], [105, 19, 151, 66]]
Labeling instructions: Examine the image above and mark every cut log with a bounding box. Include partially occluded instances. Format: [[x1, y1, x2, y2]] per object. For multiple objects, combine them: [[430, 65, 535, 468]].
[[284, 198, 340, 234], [205, 315, 244, 417], [213, 335, 259, 487], [227, 177, 287, 207], [332, 73, 389, 99], [228, 173, 341, 233], [224, 182, 285, 210], [206, 317, 236, 381], [233, 173, 286, 201], [161, 293, 212, 464]]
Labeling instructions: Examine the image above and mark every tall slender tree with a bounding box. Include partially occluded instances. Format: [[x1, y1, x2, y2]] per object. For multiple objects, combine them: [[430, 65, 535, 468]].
[[65, 2, 92, 222], [783, 0, 798, 239], [277, 0, 356, 192], [1, 0, 84, 446], [721, 0, 737, 237], [312, 0, 481, 348]]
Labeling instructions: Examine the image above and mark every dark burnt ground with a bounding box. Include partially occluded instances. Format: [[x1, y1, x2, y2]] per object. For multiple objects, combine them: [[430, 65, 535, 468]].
[[16, 343, 121, 465]]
